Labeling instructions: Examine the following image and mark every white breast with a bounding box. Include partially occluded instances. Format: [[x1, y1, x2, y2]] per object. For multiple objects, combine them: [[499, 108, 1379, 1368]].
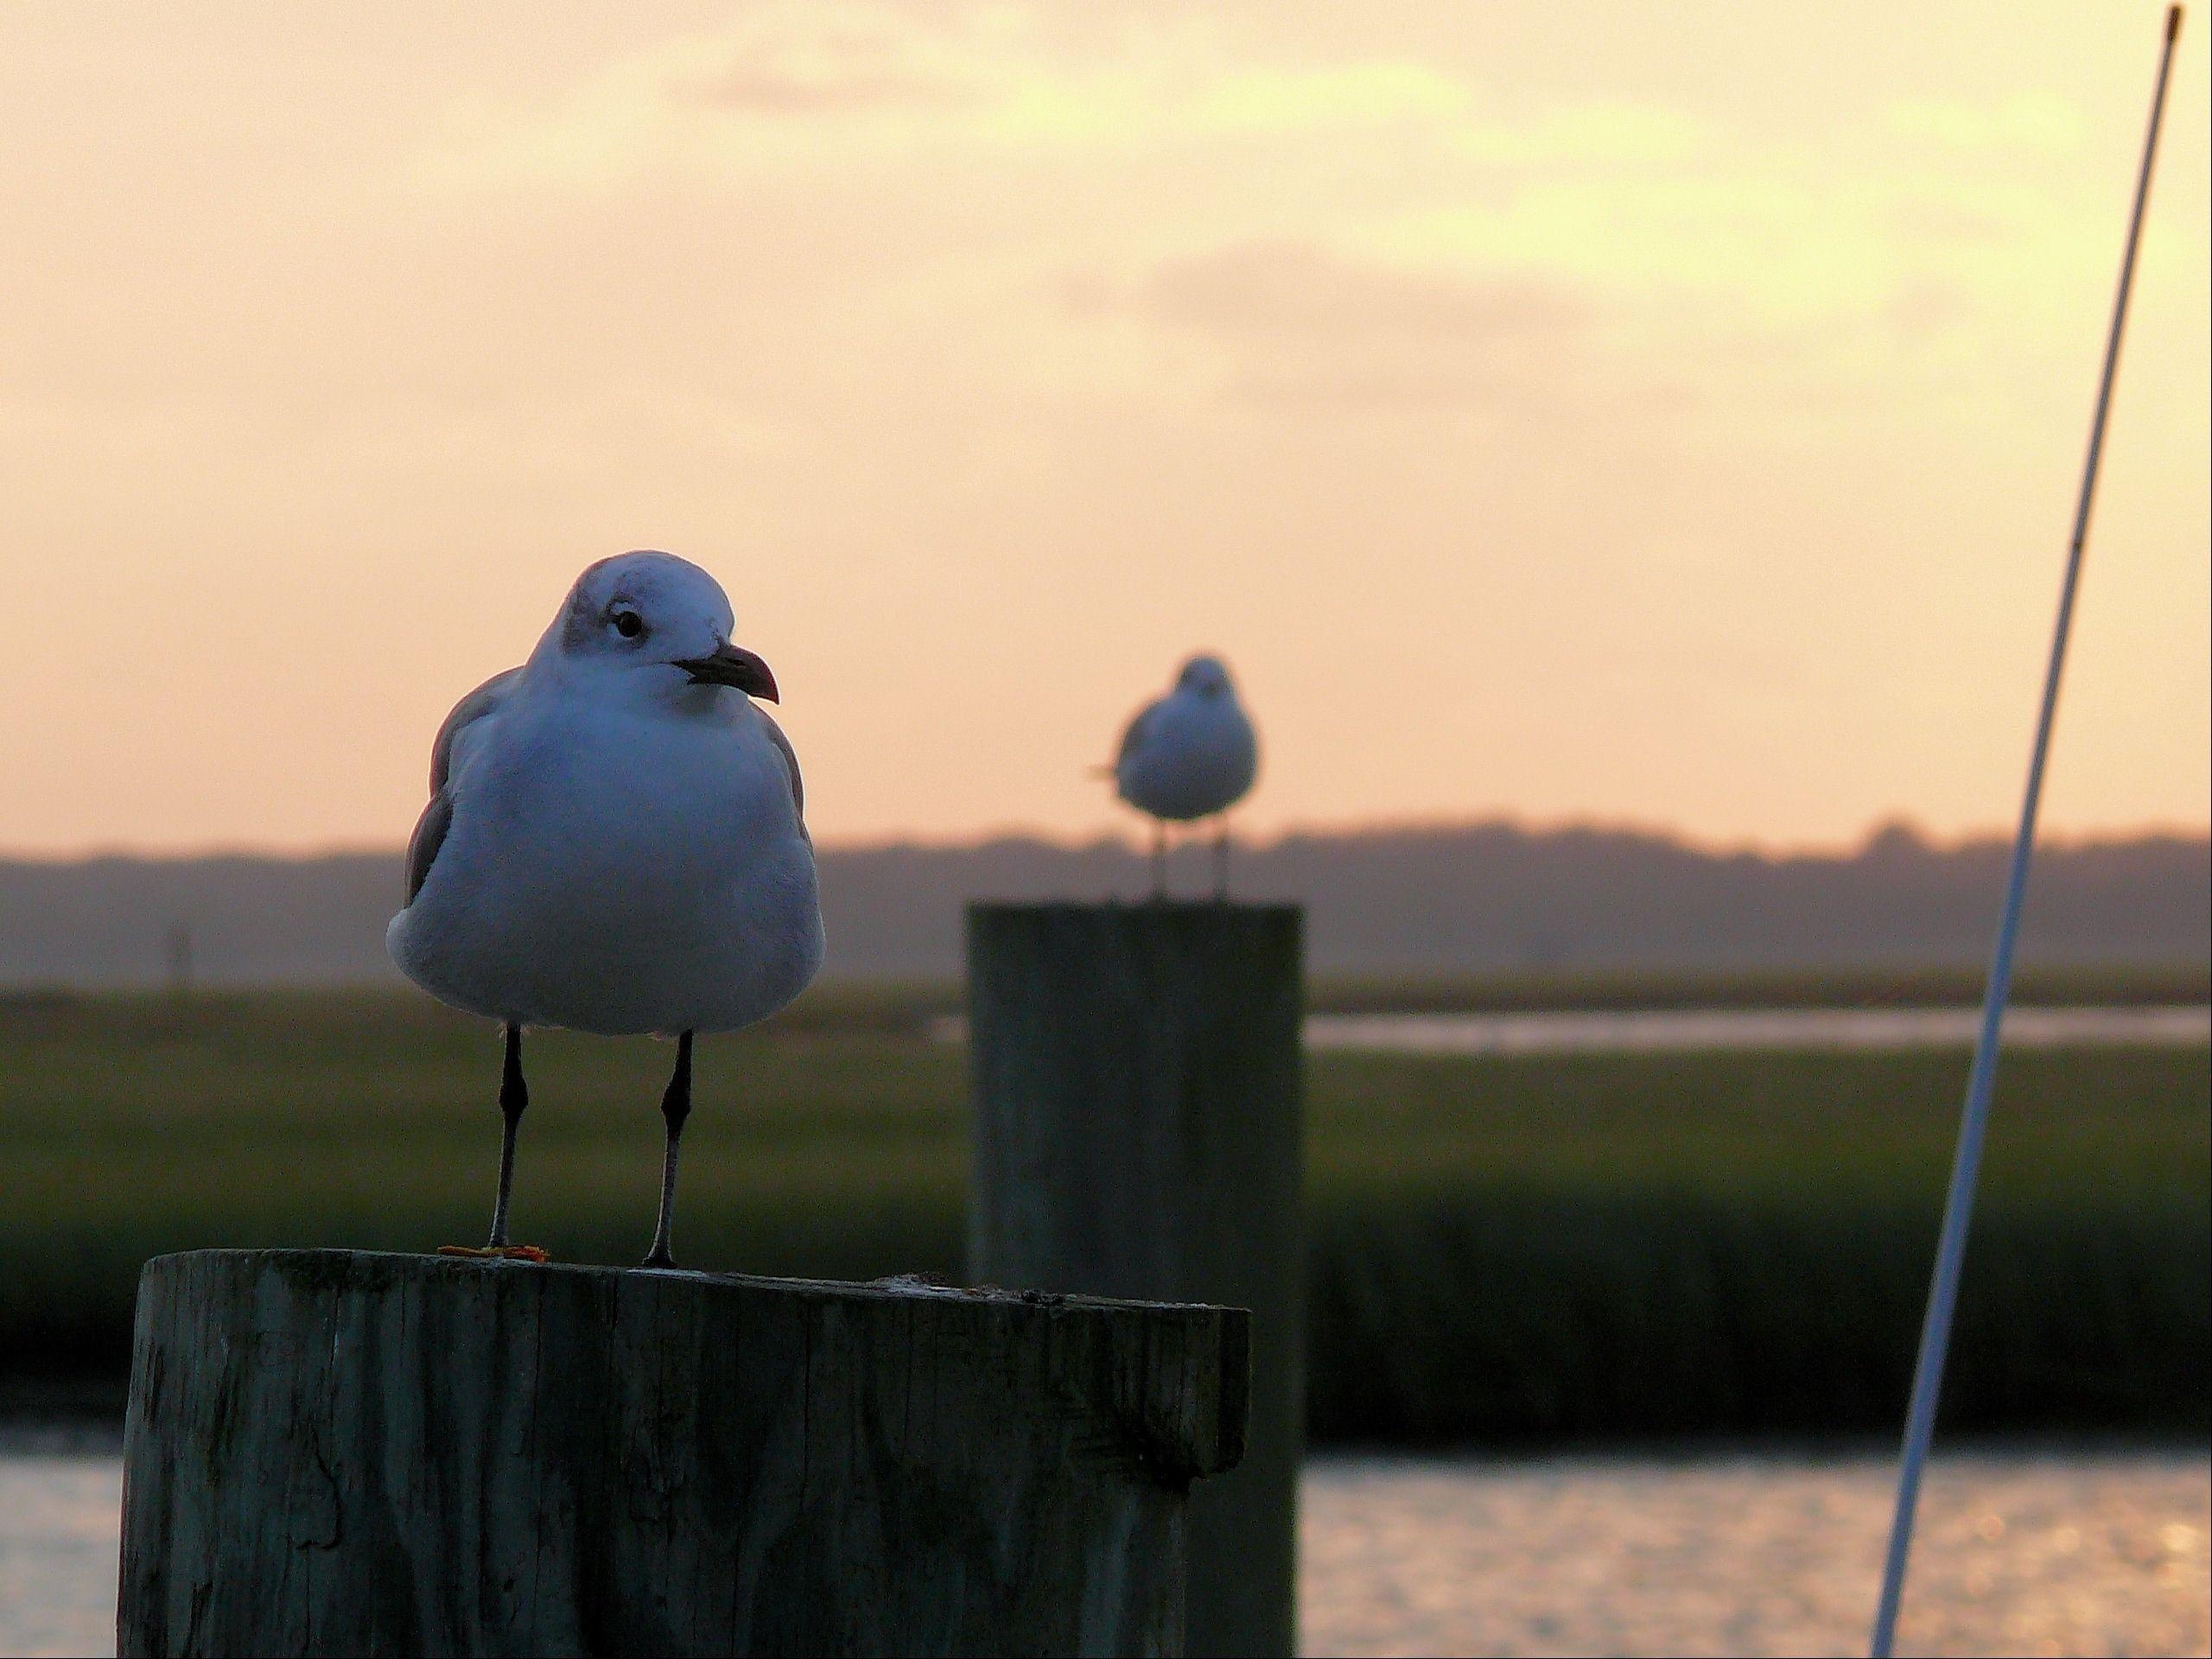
[[388, 679, 823, 1035], [1116, 691, 1259, 821]]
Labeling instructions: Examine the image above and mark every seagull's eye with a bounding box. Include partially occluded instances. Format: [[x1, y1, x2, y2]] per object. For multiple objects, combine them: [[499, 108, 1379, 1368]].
[[613, 611, 645, 640]]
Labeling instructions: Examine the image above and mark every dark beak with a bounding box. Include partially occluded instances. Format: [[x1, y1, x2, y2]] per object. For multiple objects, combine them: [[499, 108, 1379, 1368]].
[[675, 641, 779, 702]]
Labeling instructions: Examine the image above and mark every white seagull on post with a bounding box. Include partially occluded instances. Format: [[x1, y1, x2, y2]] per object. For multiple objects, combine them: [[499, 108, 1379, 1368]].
[[388, 550, 823, 1268], [1110, 653, 1260, 898]]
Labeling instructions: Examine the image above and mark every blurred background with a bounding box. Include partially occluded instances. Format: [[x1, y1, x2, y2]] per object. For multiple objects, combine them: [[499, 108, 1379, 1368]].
[[2, 3, 2205, 1654]]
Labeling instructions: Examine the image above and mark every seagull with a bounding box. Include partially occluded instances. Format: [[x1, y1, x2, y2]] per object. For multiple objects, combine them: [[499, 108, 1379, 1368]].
[[1110, 653, 1260, 898], [387, 550, 823, 1269]]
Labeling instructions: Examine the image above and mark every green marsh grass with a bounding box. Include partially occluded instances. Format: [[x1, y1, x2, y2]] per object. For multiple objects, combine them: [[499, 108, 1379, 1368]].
[[2, 988, 2202, 1439]]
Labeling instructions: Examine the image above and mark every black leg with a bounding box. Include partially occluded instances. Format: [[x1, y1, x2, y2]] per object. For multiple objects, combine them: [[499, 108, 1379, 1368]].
[[642, 1031, 694, 1268], [486, 1023, 527, 1249], [1152, 819, 1167, 899], [1213, 817, 1230, 901]]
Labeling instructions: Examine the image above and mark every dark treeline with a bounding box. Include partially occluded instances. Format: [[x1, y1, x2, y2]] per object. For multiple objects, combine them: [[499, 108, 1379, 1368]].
[[2, 820, 2205, 986]]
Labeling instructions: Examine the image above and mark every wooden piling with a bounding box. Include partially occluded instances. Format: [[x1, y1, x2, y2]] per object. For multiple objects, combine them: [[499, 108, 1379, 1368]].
[[967, 903, 1303, 1659], [118, 1248, 1248, 1658]]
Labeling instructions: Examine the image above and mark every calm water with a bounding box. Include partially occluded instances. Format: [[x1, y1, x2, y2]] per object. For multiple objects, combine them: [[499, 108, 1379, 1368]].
[[1301, 1005, 2212, 1057], [6, 1441, 2202, 1657], [928, 1006, 2212, 1055]]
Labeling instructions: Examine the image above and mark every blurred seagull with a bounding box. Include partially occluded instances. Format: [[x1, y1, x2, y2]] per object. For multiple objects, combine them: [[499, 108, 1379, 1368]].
[[1110, 653, 1260, 898], [388, 551, 823, 1268]]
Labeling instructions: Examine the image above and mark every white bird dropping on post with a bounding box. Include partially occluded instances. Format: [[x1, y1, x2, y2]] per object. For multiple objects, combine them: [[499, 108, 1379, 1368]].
[[387, 550, 824, 1268], [1111, 654, 1259, 898]]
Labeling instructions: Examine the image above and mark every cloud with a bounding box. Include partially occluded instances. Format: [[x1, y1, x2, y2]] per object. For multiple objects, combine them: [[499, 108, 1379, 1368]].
[[1220, 362, 1542, 412], [667, 5, 986, 117], [1881, 93, 2085, 155], [1132, 240, 1591, 342], [685, 65, 969, 117], [1065, 240, 1594, 413], [410, 8, 1522, 192]]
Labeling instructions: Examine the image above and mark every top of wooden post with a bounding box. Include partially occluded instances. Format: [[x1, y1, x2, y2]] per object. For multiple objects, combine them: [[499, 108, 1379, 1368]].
[[133, 1249, 1249, 1481], [968, 900, 1300, 922], [966, 901, 1304, 971], [124, 1249, 1250, 1656]]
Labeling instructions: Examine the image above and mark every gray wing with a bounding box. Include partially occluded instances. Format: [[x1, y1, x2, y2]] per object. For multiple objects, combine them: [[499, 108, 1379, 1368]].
[[404, 668, 521, 906], [1115, 699, 1160, 771], [760, 710, 809, 842]]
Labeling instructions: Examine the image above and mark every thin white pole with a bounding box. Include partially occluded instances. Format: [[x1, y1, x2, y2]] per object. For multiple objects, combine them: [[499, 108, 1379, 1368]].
[[1869, 10, 2184, 1656]]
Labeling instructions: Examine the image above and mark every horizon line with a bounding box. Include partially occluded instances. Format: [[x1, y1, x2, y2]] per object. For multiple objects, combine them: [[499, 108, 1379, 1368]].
[[4, 811, 2208, 869]]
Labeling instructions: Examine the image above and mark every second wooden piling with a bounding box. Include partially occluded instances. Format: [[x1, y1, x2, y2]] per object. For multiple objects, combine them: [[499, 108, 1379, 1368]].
[[968, 901, 1304, 1659]]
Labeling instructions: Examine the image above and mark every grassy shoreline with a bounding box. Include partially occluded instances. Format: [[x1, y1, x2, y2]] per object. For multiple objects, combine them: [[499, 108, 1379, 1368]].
[[3, 988, 2203, 1439], [5, 962, 2202, 1033]]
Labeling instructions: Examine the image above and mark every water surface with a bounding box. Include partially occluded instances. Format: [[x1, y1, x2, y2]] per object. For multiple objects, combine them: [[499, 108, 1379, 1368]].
[[1300, 1005, 2212, 1056], [7, 1442, 2202, 1657], [927, 1005, 2211, 1055]]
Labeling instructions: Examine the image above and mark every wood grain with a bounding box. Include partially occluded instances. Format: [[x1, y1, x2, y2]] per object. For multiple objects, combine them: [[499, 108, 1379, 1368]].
[[118, 1249, 1248, 1657]]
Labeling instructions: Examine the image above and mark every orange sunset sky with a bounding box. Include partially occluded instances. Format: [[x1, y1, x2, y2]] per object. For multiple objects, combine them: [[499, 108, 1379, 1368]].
[[2, 2, 2205, 856]]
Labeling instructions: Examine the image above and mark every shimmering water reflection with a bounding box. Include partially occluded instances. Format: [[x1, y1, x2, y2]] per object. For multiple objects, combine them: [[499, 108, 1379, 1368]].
[[1300, 1450, 2209, 1657], [0, 1444, 118, 1659], [3, 1442, 2202, 1657]]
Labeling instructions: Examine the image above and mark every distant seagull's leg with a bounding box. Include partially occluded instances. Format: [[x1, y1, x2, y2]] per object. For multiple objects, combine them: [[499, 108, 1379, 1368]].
[[1213, 817, 1230, 901], [1152, 819, 1168, 899], [642, 1030, 695, 1268], [486, 1022, 528, 1249]]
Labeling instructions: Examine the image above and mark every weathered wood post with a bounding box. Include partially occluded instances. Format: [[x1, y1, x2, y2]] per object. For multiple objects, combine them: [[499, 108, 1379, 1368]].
[[118, 1249, 1248, 1657], [967, 903, 1303, 1659]]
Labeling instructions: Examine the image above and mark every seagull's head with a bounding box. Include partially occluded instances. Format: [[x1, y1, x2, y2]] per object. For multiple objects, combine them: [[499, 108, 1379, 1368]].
[[1175, 654, 1236, 701], [547, 550, 779, 703]]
